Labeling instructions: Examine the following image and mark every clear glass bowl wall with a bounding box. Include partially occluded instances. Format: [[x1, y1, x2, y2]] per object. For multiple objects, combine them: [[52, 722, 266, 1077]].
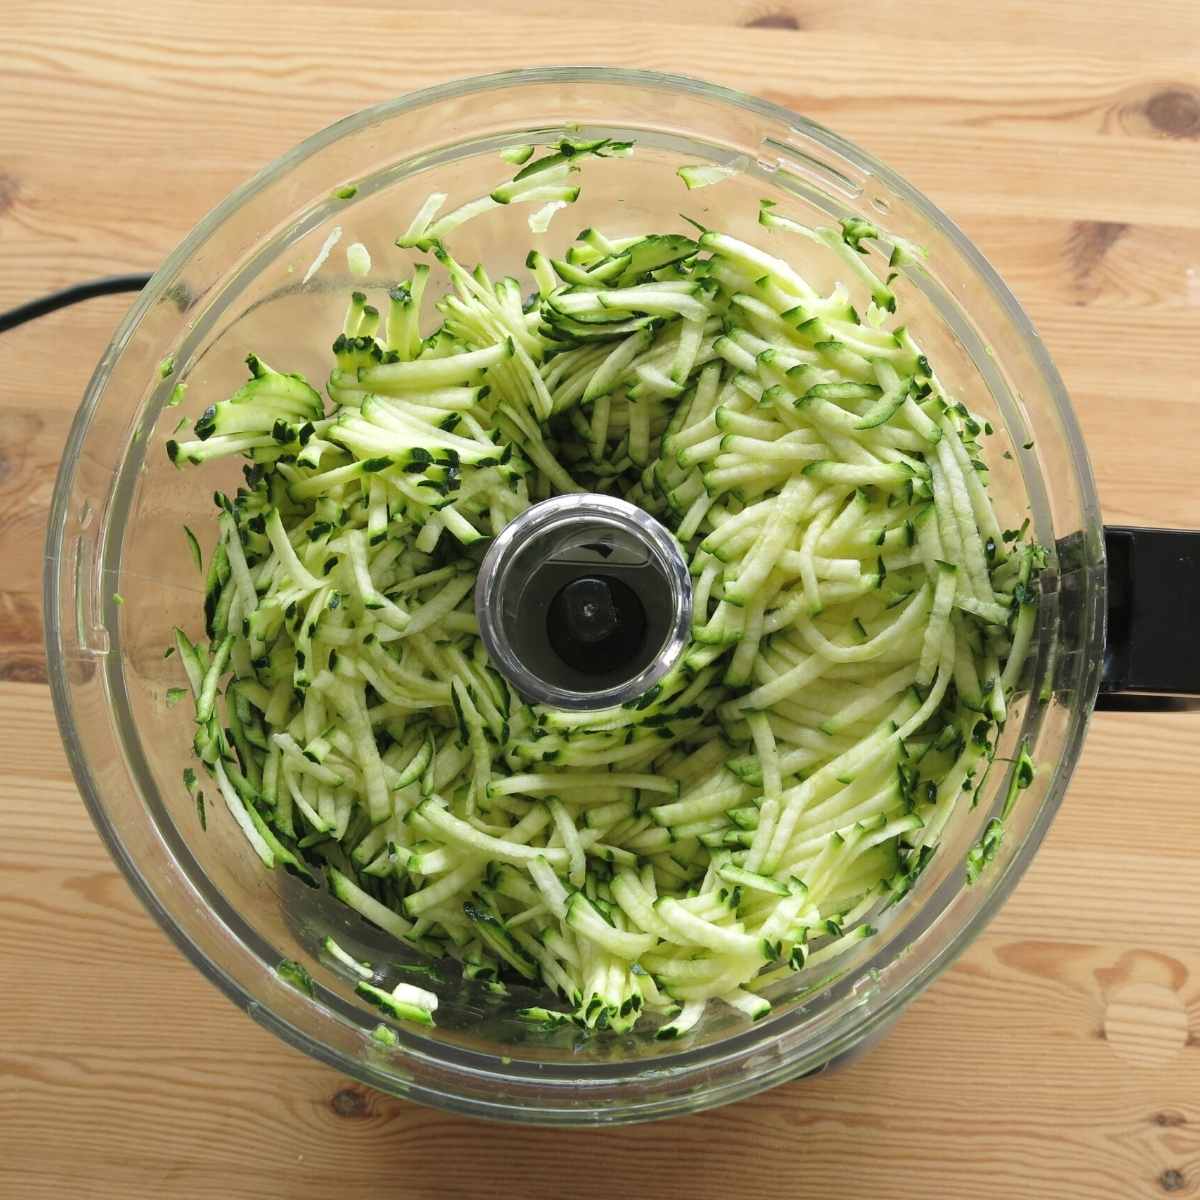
[[45, 68, 1105, 1124]]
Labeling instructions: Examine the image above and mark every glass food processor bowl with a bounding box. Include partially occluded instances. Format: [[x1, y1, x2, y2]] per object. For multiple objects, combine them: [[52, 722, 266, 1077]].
[[44, 67, 1109, 1125]]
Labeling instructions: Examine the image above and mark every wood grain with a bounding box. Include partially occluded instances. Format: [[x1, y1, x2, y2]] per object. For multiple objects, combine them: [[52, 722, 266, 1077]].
[[2, 1, 1199, 1197]]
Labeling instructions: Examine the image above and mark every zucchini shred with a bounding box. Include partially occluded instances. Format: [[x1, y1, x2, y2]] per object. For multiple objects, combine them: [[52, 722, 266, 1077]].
[[163, 138, 1042, 1038]]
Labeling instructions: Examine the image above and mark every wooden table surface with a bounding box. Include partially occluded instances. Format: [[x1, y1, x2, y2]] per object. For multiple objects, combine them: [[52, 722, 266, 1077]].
[[3, 2, 1199, 1196]]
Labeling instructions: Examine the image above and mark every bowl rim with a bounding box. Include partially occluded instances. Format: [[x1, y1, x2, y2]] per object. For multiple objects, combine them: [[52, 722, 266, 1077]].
[[44, 64, 1103, 1123]]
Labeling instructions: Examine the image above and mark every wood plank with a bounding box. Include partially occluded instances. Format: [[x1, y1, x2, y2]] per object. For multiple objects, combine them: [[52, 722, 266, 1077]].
[[439, 0, 1200, 58]]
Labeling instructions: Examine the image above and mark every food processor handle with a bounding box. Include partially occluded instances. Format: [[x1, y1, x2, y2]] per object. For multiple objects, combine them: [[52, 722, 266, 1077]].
[[1097, 526, 1200, 710]]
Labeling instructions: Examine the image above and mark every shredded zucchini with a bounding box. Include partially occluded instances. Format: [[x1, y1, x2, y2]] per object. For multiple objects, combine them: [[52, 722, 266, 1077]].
[[165, 140, 1042, 1038]]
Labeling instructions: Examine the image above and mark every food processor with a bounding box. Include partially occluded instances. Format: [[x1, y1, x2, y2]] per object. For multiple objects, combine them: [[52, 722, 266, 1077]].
[[43, 67, 1199, 1124]]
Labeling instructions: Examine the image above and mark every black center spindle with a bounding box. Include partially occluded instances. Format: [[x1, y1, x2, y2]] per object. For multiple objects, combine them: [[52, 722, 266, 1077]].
[[546, 575, 647, 675]]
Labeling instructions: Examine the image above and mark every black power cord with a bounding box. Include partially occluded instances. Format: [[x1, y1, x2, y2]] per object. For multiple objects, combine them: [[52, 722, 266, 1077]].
[[0, 273, 153, 334]]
